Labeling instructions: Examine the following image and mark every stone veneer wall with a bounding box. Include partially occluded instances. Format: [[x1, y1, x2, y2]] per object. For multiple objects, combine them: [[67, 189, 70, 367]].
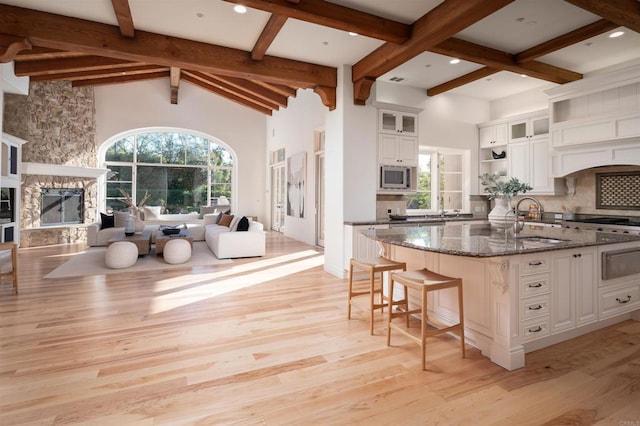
[[3, 81, 98, 247]]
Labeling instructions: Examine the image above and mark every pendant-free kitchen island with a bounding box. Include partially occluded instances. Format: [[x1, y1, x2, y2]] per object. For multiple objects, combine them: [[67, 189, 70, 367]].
[[362, 223, 640, 370]]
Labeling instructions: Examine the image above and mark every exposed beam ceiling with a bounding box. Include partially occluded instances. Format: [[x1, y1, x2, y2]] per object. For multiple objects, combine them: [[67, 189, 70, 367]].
[[110, 0, 135, 38]]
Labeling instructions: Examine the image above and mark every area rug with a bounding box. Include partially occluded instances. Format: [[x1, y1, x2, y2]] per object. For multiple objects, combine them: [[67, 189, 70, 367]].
[[44, 241, 232, 279]]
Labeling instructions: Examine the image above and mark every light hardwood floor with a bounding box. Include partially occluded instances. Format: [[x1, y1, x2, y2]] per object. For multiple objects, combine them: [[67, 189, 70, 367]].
[[1, 232, 639, 425]]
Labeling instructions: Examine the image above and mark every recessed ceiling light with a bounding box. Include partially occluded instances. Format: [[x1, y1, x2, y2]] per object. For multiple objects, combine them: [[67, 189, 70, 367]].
[[449, 58, 460, 64], [196, 12, 204, 18], [520, 74, 528, 78], [609, 31, 624, 38], [233, 5, 247, 14], [348, 32, 358, 37]]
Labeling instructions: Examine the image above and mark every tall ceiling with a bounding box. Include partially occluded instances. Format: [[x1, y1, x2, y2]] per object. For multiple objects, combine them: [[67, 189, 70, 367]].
[[1, 0, 639, 115]]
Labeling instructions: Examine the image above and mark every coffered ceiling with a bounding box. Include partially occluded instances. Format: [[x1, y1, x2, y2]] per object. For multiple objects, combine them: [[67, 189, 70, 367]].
[[1, 0, 639, 115]]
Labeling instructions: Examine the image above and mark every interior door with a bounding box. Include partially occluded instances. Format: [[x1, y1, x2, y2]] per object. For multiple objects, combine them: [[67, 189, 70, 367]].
[[271, 164, 286, 232], [315, 152, 325, 247]]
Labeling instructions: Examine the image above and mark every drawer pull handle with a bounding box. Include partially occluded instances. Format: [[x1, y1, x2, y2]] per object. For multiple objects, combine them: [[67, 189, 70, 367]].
[[528, 282, 543, 288], [528, 304, 543, 310], [528, 261, 543, 266], [616, 295, 631, 304], [528, 326, 542, 333]]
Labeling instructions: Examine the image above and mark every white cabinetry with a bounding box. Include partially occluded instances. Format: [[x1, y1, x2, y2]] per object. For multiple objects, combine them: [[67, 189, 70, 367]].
[[508, 113, 549, 142], [479, 122, 507, 148], [378, 109, 418, 136], [518, 253, 551, 342], [0, 133, 26, 246], [478, 122, 508, 181], [343, 224, 389, 270], [547, 66, 640, 148], [378, 134, 418, 166], [598, 242, 640, 319], [550, 247, 598, 334]]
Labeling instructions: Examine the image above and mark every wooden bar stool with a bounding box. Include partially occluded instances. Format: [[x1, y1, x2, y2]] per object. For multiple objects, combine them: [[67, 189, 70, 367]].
[[0, 242, 18, 294], [347, 257, 406, 335], [387, 268, 465, 370]]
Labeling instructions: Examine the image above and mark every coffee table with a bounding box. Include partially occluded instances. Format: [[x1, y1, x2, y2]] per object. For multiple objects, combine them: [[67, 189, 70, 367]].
[[107, 230, 152, 256], [155, 229, 193, 255]]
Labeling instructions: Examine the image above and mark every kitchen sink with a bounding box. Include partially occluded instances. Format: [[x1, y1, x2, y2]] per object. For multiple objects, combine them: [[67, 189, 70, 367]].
[[517, 236, 568, 244]]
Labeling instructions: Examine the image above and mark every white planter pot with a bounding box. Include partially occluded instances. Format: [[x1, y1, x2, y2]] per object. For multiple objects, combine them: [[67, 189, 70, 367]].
[[488, 197, 514, 229]]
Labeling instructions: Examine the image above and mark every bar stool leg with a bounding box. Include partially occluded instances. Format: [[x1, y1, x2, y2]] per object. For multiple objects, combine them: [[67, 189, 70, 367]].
[[421, 286, 427, 370], [386, 274, 395, 347], [369, 267, 376, 335], [347, 261, 354, 319], [458, 283, 466, 358]]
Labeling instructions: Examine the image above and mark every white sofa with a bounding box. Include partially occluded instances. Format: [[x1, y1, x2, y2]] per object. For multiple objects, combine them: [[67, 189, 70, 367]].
[[87, 214, 205, 247], [204, 216, 265, 259]]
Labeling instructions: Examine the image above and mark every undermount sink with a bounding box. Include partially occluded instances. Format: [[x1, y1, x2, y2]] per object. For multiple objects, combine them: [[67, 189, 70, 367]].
[[517, 236, 568, 244]]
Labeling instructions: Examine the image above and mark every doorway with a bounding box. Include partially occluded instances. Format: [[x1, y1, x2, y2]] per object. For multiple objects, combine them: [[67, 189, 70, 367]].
[[315, 129, 325, 247], [271, 162, 286, 232]]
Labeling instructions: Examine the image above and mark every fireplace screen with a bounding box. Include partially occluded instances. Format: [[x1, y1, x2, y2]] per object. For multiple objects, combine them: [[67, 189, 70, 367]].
[[41, 188, 84, 226]]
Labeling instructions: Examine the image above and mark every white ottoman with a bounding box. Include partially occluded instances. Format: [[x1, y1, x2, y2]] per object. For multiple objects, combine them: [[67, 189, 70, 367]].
[[105, 241, 138, 269], [163, 238, 192, 264]]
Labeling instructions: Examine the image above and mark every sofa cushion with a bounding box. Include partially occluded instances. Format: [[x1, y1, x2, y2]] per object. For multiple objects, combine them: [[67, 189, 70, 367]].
[[229, 216, 241, 231], [237, 216, 250, 231], [203, 213, 219, 227], [218, 214, 234, 227], [100, 213, 114, 230]]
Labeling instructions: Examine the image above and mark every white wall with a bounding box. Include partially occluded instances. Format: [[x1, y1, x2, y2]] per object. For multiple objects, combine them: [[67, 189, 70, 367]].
[[266, 88, 326, 245], [94, 79, 268, 221], [490, 83, 555, 120]]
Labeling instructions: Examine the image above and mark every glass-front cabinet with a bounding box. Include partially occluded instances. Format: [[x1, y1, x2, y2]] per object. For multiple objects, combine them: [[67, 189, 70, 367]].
[[379, 109, 418, 136], [509, 113, 549, 143]]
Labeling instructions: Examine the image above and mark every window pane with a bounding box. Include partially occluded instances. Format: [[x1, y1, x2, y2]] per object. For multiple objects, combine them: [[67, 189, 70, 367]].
[[137, 166, 207, 214], [211, 144, 233, 166], [105, 165, 132, 182], [187, 135, 208, 165], [162, 133, 186, 165], [105, 137, 134, 162], [211, 167, 232, 201], [406, 153, 432, 210], [137, 133, 163, 163]]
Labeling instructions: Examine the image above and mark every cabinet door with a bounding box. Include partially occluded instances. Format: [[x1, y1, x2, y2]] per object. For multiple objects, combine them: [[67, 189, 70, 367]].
[[494, 123, 508, 145], [380, 110, 399, 134], [530, 139, 551, 192], [479, 126, 494, 148], [575, 249, 597, 327], [508, 140, 529, 184], [509, 119, 529, 143], [378, 134, 399, 164], [551, 252, 575, 334], [397, 136, 418, 165]]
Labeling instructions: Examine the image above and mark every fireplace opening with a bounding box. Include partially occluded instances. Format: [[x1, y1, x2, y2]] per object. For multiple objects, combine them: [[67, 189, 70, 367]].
[[41, 188, 84, 226]]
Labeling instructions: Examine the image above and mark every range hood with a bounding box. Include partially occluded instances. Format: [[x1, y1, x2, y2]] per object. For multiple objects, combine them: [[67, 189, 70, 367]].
[[552, 137, 640, 177]]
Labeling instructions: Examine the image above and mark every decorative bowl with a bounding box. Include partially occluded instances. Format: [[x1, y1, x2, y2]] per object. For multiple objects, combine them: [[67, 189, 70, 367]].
[[162, 228, 180, 235], [491, 150, 506, 160]]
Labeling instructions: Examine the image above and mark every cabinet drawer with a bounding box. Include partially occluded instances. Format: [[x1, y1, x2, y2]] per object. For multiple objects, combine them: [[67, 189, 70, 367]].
[[520, 253, 550, 274], [600, 283, 640, 319], [520, 316, 550, 342], [520, 273, 550, 298], [520, 295, 550, 321]]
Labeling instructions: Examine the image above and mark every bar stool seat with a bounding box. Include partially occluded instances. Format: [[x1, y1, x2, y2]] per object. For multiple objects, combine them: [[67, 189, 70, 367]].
[[347, 256, 406, 335], [387, 268, 465, 370]]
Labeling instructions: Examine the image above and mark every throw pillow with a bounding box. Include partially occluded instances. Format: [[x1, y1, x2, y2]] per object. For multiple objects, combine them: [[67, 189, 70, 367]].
[[229, 216, 241, 232], [113, 210, 130, 228], [100, 213, 114, 230], [142, 206, 162, 220], [215, 212, 224, 224], [218, 213, 234, 227], [237, 216, 250, 232]]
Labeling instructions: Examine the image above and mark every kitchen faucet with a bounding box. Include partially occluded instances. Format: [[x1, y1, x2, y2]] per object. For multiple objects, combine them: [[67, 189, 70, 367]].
[[513, 196, 543, 236]]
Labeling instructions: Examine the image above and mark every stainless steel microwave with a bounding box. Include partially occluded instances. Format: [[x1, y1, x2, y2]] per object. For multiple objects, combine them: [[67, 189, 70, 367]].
[[380, 165, 411, 190]]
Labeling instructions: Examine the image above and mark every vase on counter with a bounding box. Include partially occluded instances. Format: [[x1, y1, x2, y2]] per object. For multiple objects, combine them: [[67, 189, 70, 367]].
[[488, 196, 514, 229]]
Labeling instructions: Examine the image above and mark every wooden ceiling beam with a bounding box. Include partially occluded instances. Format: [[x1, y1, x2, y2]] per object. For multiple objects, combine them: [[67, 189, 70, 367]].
[[182, 73, 273, 115], [14, 55, 146, 76], [427, 67, 499, 97], [29, 64, 168, 82], [0, 34, 32, 63], [252, 14, 288, 61], [249, 79, 298, 97], [72, 71, 169, 87], [111, 0, 135, 38], [431, 38, 582, 83], [516, 19, 619, 63], [352, 0, 514, 84], [563, 0, 640, 33], [188, 71, 282, 111], [14, 48, 85, 61], [205, 74, 289, 107], [223, 0, 410, 44], [0, 4, 337, 89], [170, 67, 180, 104]]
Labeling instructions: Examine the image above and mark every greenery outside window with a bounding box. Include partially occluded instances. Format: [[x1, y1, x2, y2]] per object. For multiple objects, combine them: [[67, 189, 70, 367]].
[[103, 131, 234, 214], [406, 149, 467, 214]]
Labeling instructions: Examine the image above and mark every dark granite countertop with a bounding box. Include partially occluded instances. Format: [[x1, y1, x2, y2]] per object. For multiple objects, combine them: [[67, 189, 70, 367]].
[[362, 222, 640, 257], [344, 214, 479, 226]]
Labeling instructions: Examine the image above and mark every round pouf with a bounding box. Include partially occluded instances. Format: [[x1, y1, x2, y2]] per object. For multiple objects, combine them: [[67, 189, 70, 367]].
[[163, 238, 192, 264], [105, 241, 139, 269]]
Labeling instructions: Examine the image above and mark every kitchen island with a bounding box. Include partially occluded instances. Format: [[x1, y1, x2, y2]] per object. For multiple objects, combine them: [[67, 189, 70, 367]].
[[363, 223, 640, 370]]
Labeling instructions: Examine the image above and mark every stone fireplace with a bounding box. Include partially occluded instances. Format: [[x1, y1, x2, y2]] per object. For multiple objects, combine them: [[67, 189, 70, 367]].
[[40, 188, 85, 226]]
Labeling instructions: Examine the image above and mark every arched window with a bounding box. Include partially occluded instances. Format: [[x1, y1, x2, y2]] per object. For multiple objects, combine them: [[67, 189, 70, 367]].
[[101, 130, 234, 214]]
